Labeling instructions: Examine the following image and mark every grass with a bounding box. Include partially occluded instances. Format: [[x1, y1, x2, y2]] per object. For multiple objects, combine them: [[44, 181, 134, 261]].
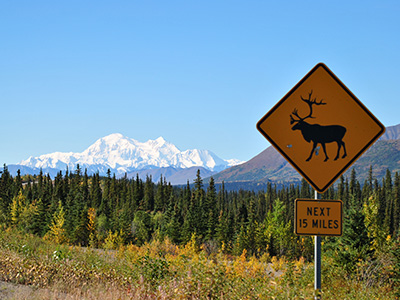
[[0, 227, 397, 299]]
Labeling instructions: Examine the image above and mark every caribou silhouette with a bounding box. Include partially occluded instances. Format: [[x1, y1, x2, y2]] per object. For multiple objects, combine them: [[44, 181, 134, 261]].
[[290, 91, 347, 162]]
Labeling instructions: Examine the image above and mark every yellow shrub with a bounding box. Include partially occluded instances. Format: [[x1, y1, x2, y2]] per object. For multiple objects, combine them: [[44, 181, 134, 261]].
[[271, 255, 286, 272]]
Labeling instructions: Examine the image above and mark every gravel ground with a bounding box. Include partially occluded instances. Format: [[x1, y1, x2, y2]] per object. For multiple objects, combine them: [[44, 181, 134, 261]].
[[0, 281, 35, 300]]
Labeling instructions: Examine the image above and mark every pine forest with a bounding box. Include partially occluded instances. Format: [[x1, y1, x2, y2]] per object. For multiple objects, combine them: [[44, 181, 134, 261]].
[[0, 164, 400, 299]]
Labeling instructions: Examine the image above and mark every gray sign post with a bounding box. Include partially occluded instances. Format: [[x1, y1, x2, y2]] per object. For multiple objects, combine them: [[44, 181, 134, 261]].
[[314, 190, 321, 300]]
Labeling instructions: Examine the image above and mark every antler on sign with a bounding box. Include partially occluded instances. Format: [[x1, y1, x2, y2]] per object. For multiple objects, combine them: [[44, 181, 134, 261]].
[[300, 90, 326, 119]]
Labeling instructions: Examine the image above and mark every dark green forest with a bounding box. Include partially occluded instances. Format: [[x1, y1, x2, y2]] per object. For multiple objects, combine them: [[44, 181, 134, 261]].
[[1, 164, 400, 268]]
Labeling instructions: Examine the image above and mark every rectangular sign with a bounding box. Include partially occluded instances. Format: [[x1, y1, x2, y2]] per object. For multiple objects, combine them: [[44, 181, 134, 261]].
[[295, 198, 342, 236]]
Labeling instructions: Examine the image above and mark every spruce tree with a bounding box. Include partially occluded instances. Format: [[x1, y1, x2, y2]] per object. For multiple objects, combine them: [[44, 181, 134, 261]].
[[90, 172, 102, 208], [167, 204, 182, 244], [142, 175, 154, 211], [0, 165, 13, 224], [182, 201, 196, 244], [384, 169, 394, 233], [300, 178, 311, 198], [154, 175, 165, 212], [335, 193, 372, 273], [393, 172, 400, 235], [193, 170, 205, 236], [13, 169, 22, 197], [73, 205, 90, 246], [204, 177, 217, 240]]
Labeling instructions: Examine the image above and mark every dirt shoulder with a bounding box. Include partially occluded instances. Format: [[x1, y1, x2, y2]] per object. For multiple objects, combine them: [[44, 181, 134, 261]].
[[0, 280, 35, 300]]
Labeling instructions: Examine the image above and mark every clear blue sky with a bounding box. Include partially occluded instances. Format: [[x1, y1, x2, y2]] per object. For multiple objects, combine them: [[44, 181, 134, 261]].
[[1, 1, 399, 165]]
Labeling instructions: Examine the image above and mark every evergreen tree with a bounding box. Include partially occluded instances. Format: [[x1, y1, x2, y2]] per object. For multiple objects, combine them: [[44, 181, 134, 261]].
[[142, 175, 154, 211], [244, 198, 257, 254], [154, 175, 165, 212], [335, 193, 372, 273], [255, 191, 267, 223], [114, 203, 132, 244], [182, 201, 196, 244], [233, 223, 247, 256], [82, 169, 90, 205], [216, 210, 231, 251], [204, 177, 217, 240], [300, 178, 312, 198], [0, 165, 13, 224], [193, 170, 205, 236], [167, 203, 182, 244], [73, 205, 90, 246], [133, 174, 143, 209], [384, 169, 394, 233], [265, 182, 275, 212], [216, 181, 226, 213], [13, 169, 22, 197], [31, 198, 46, 236], [131, 210, 152, 245], [90, 172, 102, 208], [393, 172, 400, 235]]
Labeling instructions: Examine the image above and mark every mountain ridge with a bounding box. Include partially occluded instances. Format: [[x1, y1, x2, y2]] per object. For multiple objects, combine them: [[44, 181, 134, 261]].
[[380, 124, 400, 140], [16, 133, 243, 181]]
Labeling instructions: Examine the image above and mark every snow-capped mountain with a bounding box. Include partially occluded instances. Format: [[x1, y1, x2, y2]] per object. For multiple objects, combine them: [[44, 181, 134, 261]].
[[18, 133, 243, 176]]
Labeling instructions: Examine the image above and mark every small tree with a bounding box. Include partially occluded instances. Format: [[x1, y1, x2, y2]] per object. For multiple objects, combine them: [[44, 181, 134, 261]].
[[10, 191, 41, 233], [44, 201, 68, 244], [363, 194, 389, 253], [131, 210, 152, 245], [265, 198, 292, 256], [10, 190, 25, 225], [87, 207, 97, 247]]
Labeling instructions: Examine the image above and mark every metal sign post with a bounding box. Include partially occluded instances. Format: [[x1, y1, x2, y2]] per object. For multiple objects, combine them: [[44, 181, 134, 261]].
[[314, 190, 321, 300]]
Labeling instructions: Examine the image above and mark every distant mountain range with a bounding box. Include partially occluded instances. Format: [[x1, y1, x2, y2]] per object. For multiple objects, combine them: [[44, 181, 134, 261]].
[[8, 124, 400, 188], [9, 133, 242, 184], [212, 124, 400, 186]]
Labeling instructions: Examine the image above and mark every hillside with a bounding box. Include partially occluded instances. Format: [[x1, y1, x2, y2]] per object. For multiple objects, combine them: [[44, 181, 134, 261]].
[[380, 124, 400, 140], [350, 139, 400, 182], [211, 146, 299, 184]]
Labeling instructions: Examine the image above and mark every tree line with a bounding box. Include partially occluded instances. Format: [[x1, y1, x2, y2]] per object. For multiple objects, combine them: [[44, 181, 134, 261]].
[[0, 164, 399, 263]]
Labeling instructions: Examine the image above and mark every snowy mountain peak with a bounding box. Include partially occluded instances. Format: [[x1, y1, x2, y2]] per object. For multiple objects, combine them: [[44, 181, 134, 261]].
[[19, 133, 243, 176], [155, 136, 166, 143], [105, 132, 125, 139], [95, 133, 135, 146]]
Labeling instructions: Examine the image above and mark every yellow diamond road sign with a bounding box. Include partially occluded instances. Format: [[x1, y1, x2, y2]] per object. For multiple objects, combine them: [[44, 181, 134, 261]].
[[257, 63, 385, 193]]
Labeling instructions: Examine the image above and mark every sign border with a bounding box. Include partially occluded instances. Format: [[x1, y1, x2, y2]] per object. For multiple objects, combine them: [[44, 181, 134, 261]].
[[294, 198, 343, 236], [257, 63, 385, 193]]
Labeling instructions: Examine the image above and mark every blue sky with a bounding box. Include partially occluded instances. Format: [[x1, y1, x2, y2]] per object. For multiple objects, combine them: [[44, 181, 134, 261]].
[[1, 1, 400, 164]]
